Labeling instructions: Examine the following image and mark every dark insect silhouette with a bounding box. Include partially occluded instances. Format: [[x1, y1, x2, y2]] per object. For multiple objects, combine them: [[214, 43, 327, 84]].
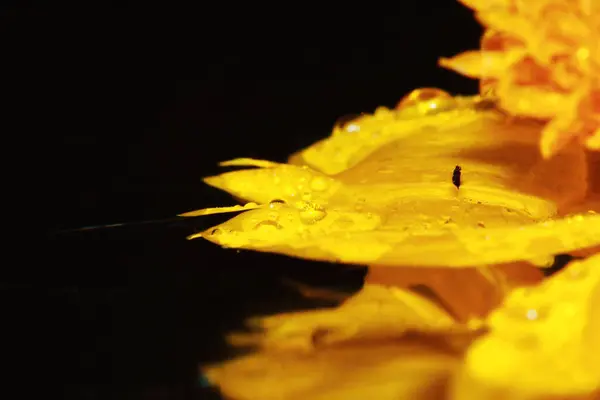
[[452, 165, 462, 189]]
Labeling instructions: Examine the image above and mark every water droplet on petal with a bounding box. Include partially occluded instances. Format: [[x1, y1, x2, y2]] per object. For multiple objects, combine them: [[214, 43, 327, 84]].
[[269, 199, 286, 209], [210, 228, 223, 236], [253, 220, 283, 231], [396, 88, 455, 115], [299, 204, 327, 225]]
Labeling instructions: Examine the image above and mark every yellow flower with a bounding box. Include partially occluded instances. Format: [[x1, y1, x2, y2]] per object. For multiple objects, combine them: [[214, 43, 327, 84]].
[[189, 90, 600, 399], [186, 2, 600, 398], [439, 0, 600, 157]]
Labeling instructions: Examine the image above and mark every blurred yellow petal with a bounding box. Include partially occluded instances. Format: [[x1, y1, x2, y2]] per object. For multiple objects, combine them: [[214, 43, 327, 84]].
[[226, 284, 461, 353], [204, 338, 461, 400], [366, 263, 544, 321], [451, 253, 600, 399], [496, 81, 571, 119]]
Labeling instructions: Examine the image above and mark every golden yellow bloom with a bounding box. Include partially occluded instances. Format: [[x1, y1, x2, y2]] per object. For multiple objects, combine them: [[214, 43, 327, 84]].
[[439, 0, 600, 157], [188, 2, 600, 398], [190, 90, 600, 399]]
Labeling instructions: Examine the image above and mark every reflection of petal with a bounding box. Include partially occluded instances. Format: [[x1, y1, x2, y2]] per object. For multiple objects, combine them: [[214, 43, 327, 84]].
[[366, 263, 544, 321], [452, 254, 600, 399], [204, 339, 461, 400], [227, 285, 460, 352]]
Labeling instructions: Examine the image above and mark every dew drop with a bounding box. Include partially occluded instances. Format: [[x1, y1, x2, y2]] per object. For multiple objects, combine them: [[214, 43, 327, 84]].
[[310, 177, 329, 192], [210, 228, 223, 236], [253, 220, 283, 231], [395, 88, 454, 114], [299, 204, 327, 225], [269, 199, 286, 209]]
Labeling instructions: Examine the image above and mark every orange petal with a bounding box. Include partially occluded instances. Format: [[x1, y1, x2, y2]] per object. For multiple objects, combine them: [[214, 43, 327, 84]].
[[439, 51, 510, 79], [365, 263, 543, 322]]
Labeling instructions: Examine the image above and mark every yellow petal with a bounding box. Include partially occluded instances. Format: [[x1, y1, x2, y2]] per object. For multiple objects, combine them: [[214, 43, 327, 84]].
[[202, 162, 341, 207], [226, 284, 460, 353], [178, 202, 261, 217], [194, 100, 596, 267], [451, 253, 600, 399], [439, 50, 520, 79], [204, 338, 460, 400]]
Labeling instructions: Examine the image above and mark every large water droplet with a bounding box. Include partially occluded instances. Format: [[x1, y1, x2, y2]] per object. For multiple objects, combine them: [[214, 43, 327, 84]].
[[299, 204, 327, 225], [269, 199, 286, 209], [395, 88, 455, 115], [253, 220, 283, 231]]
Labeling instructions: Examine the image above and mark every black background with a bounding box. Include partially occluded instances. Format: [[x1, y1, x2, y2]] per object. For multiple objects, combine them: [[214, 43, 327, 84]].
[[7, 3, 481, 399]]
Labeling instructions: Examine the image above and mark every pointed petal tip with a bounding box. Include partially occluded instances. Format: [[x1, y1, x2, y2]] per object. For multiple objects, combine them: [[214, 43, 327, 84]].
[[187, 232, 204, 240], [202, 175, 223, 188], [218, 158, 280, 168]]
